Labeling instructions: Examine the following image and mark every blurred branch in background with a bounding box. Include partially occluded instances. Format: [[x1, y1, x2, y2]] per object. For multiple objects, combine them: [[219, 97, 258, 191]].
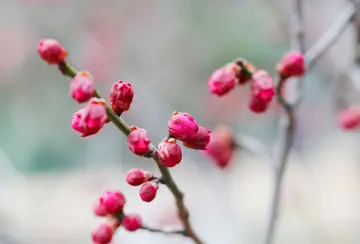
[[264, 1, 305, 243], [305, 1, 359, 69], [264, 1, 360, 244], [235, 134, 271, 157]]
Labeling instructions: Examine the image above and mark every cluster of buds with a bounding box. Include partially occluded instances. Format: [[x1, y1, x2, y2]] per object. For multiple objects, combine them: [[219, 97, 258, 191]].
[[92, 190, 143, 244], [126, 168, 159, 202], [208, 52, 306, 114], [38, 37, 311, 243], [126, 112, 212, 202]]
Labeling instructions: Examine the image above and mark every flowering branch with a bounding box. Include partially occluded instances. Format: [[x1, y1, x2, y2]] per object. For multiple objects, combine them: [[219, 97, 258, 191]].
[[57, 61, 204, 244]]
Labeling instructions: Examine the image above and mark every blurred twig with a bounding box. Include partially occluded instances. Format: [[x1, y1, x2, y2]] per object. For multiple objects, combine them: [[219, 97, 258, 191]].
[[235, 134, 271, 157], [264, 1, 305, 244], [140, 225, 185, 235], [264, 1, 360, 244], [305, 1, 359, 69]]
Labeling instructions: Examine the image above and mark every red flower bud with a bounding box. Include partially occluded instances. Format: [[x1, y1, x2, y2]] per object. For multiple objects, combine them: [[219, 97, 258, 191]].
[[276, 51, 306, 78], [70, 71, 95, 103], [139, 182, 158, 202], [183, 126, 211, 150], [71, 98, 108, 137], [37, 38, 68, 65], [91, 223, 113, 244], [251, 70, 275, 103], [158, 138, 182, 167], [110, 81, 134, 115], [122, 214, 142, 232], [337, 107, 360, 130], [168, 112, 199, 141], [93, 200, 108, 217], [126, 168, 152, 186], [208, 63, 238, 96], [249, 96, 269, 113], [205, 126, 235, 169], [127, 126, 151, 156], [99, 191, 126, 214]]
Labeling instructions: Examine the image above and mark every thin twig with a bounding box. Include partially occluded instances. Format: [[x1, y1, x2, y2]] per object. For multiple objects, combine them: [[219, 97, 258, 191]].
[[58, 62, 203, 244], [305, 1, 359, 69], [140, 225, 186, 235], [263, 1, 305, 244]]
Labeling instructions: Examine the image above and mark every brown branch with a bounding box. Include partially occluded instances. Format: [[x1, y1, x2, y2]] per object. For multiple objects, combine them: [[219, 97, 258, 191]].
[[263, 1, 305, 244], [58, 61, 203, 244], [140, 225, 186, 235]]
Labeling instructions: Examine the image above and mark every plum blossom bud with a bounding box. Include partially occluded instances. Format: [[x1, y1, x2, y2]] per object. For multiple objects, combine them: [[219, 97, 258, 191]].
[[183, 126, 211, 150], [37, 38, 68, 64], [127, 126, 151, 156], [168, 112, 199, 141], [110, 81, 134, 115], [100, 191, 126, 214], [93, 200, 108, 217], [208, 62, 239, 96], [249, 96, 269, 113], [158, 138, 182, 167], [71, 98, 108, 137], [337, 107, 360, 130], [139, 182, 158, 202], [122, 214, 142, 232], [91, 223, 113, 244], [70, 71, 95, 103], [251, 70, 275, 103], [126, 168, 152, 186], [276, 51, 306, 78], [205, 126, 236, 169]]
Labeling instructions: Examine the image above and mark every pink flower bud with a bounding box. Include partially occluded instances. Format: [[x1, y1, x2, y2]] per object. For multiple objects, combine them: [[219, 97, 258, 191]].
[[249, 96, 269, 113], [122, 214, 142, 232], [91, 223, 113, 244], [139, 182, 158, 202], [168, 112, 199, 141], [70, 71, 95, 103], [127, 126, 151, 156], [251, 70, 275, 103], [110, 81, 134, 115], [99, 191, 126, 214], [157, 138, 182, 167], [93, 200, 108, 217], [205, 126, 235, 169], [337, 107, 360, 130], [208, 63, 238, 96], [126, 168, 152, 186], [276, 51, 306, 78], [37, 38, 68, 65], [71, 98, 108, 137], [183, 126, 211, 150]]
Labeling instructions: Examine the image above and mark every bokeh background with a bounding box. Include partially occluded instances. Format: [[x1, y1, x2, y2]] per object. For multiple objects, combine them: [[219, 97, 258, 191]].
[[0, 0, 360, 243]]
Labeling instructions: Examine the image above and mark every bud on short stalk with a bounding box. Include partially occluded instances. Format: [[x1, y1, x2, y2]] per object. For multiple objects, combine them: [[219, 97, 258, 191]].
[[158, 138, 182, 167], [168, 111, 199, 141], [139, 182, 158, 202], [37, 38, 68, 65]]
